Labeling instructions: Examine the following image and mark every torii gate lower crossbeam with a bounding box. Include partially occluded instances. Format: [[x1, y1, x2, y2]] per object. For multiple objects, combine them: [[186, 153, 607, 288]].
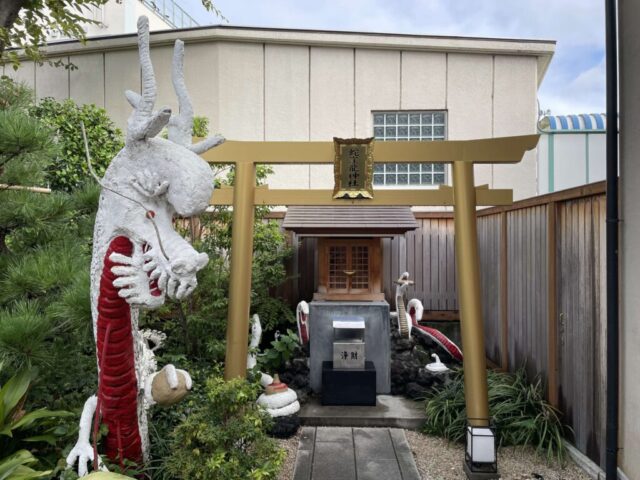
[[202, 134, 539, 431]]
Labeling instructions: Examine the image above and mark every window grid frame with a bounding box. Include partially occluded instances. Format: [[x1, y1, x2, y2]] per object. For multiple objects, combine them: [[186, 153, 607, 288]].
[[372, 110, 447, 187]]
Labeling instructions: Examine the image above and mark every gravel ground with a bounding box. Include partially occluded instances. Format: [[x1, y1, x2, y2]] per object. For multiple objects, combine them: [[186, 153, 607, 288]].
[[405, 430, 591, 480], [276, 429, 590, 480], [277, 430, 301, 480]]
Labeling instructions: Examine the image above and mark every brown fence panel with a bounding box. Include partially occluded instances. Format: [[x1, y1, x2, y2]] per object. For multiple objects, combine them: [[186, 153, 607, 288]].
[[478, 213, 503, 367], [556, 195, 606, 466], [383, 217, 458, 309], [505, 205, 549, 384]]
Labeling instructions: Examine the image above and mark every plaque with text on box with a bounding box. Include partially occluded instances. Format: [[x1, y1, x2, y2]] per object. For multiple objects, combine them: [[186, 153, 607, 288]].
[[333, 137, 375, 199], [332, 318, 365, 369]]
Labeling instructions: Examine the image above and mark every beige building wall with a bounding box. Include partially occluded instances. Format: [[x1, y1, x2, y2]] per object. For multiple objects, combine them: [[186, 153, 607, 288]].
[[4, 27, 553, 201], [619, 1, 640, 478]]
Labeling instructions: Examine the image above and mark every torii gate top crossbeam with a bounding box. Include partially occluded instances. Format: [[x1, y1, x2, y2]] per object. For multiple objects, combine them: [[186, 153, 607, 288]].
[[200, 134, 539, 165], [201, 134, 539, 207]]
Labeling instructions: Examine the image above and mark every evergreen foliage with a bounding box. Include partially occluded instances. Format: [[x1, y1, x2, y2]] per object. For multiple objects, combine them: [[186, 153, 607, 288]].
[[0, 78, 104, 411]]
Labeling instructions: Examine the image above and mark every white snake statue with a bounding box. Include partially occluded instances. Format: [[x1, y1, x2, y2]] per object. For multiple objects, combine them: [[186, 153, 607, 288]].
[[247, 314, 274, 388], [395, 272, 463, 361], [66, 16, 224, 477], [296, 300, 310, 344], [247, 314, 300, 417]]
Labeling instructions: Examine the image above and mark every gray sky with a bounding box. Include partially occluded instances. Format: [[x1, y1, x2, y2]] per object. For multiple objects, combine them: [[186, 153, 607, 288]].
[[181, 0, 606, 116]]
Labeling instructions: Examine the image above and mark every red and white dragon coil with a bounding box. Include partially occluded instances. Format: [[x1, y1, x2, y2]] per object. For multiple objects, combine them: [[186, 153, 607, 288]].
[[66, 16, 224, 476]]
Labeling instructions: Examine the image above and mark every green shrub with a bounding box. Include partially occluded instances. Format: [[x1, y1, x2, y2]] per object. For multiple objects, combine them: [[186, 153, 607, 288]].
[[424, 367, 568, 462], [164, 376, 285, 480], [29, 98, 123, 192], [259, 329, 301, 373]]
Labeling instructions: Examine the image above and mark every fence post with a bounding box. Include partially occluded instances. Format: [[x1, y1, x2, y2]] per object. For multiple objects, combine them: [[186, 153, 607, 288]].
[[547, 201, 559, 407], [500, 211, 509, 371]]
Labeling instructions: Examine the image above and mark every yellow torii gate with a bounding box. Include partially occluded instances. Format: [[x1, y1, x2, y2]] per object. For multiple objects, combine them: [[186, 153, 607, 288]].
[[202, 134, 539, 427]]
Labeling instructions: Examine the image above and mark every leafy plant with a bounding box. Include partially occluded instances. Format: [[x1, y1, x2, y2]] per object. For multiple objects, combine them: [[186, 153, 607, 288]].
[[424, 367, 568, 462], [0, 449, 51, 480], [164, 376, 285, 480], [29, 97, 123, 192], [259, 329, 301, 373], [0, 369, 73, 478]]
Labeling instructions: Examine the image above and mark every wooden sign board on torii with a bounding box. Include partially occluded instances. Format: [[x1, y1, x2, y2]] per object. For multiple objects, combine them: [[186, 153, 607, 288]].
[[201, 134, 539, 427]]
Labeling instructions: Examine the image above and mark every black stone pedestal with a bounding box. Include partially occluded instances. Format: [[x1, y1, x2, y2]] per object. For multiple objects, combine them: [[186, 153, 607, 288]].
[[321, 361, 376, 406], [463, 461, 500, 480]]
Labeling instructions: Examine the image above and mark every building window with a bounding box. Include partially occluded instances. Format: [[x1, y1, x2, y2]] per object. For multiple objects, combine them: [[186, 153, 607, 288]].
[[372, 111, 447, 186]]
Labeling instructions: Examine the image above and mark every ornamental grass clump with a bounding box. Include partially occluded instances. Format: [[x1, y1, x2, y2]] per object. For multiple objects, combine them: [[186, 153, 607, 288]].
[[165, 376, 285, 480], [424, 367, 568, 462]]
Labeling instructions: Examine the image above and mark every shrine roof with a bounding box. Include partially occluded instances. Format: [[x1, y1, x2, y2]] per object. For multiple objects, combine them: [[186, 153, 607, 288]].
[[282, 206, 418, 237]]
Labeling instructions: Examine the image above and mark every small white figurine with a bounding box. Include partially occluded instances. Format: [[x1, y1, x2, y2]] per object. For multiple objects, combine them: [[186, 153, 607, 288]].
[[426, 353, 450, 373]]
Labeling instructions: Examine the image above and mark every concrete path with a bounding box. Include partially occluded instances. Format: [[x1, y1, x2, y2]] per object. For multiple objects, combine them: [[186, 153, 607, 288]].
[[293, 426, 421, 480]]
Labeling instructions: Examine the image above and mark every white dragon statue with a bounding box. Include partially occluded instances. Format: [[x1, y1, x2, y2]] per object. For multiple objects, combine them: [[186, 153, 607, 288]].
[[66, 16, 224, 476]]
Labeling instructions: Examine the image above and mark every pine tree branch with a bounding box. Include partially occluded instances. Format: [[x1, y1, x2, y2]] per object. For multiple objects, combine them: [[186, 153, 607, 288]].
[[0, 183, 51, 193]]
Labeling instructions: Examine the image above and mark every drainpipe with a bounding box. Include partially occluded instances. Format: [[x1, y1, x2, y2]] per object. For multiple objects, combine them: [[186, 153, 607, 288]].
[[604, 0, 619, 478]]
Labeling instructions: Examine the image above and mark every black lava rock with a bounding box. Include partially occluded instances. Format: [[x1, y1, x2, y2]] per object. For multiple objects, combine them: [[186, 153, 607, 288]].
[[389, 317, 459, 396], [405, 382, 430, 400], [268, 414, 300, 439], [278, 356, 312, 405]]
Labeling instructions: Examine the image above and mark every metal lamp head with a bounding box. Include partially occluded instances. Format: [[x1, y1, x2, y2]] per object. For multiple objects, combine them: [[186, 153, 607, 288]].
[[465, 422, 498, 475]]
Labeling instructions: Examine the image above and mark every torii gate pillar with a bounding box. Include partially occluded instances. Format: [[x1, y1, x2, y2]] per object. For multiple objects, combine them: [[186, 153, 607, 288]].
[[224, 162, 256, 379], [452, 160, 490, 425]]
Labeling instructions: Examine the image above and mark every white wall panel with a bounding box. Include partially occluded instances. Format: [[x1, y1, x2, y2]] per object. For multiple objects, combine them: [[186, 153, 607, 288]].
[[36, 58, 69, 100], [5, 61, 35, 90], [69, 53, 105, 106], [447, 53, 493, 188], [264, 44, 310, 188], [104, 49, 140, 129], [354, 49, 400, 138], [400, 51, 446, 110], [216, 42, 263, 140], [309, 46, 355, 187], [493, 55, 538, 199], [183, 42, 220, 134]]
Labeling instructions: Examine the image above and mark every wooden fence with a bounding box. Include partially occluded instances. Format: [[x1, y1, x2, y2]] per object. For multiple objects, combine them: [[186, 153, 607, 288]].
[[270, 181, 607, 467], [476, 182, 607, 468]]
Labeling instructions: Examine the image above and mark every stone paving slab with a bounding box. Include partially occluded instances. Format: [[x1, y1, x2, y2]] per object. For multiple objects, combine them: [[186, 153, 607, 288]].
[[299, 395, 426, 429], [353, 427, 397, 460], [292, 426, 420, 480]]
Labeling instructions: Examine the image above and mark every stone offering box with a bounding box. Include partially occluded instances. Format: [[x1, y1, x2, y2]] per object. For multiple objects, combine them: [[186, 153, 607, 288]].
[[310, 301, 390, 394], [332, 318, 365, 369]]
